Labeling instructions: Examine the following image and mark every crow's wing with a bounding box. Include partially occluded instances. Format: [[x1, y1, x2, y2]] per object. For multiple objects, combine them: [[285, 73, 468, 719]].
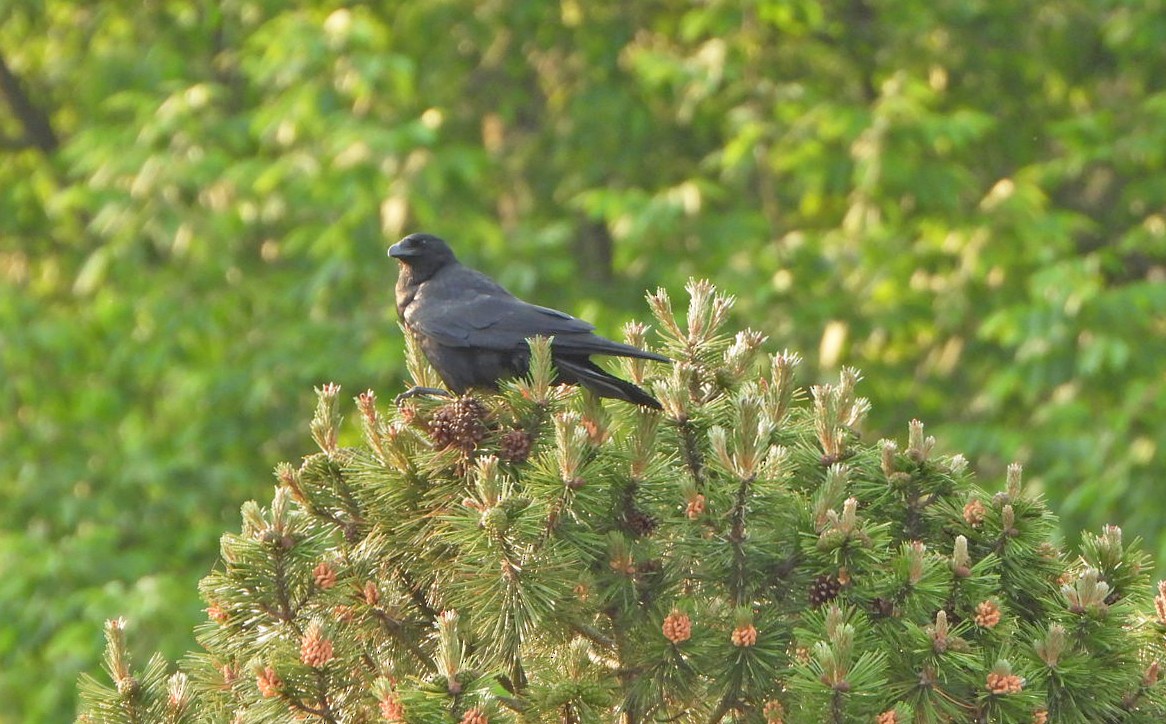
[[407, 264, 594, 349], [407, 263, 665, 360]]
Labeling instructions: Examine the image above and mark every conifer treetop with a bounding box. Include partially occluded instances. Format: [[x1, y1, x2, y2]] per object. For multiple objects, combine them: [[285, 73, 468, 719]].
[[79, 281, 1166, 723]]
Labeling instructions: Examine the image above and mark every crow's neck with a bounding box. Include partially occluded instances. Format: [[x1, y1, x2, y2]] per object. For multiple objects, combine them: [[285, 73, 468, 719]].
[[396, 262, 440, 310], [395, 264, 420, 318]]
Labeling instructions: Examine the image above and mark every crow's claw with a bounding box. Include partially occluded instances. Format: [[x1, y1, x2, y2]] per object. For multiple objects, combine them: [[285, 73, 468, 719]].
[[394, 386, 454, 406]]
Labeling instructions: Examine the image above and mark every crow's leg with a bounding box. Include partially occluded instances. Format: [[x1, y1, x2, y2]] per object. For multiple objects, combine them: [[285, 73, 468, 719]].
[[394, 386, 454, 406]]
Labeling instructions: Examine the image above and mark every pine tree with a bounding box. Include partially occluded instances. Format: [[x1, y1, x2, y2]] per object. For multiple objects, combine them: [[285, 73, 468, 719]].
[[78, 281, 1166, 723]]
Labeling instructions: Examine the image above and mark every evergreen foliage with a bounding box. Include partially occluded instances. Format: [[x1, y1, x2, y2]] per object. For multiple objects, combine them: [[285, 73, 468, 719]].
[[78, 282, 1166, 722]]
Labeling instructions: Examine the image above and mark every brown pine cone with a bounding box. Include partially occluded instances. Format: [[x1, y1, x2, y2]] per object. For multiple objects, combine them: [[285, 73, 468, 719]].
[[809, 574, 841, 608], [626, 508, 658, 537], [499, 428, 532, 462], [429, 396, 489, 451]]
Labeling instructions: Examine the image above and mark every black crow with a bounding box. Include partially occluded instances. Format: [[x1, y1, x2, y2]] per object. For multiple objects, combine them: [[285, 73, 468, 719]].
[[389, 233, 666, 408]]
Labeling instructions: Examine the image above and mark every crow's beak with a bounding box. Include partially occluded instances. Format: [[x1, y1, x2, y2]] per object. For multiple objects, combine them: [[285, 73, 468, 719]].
[[388, 242, 412, 259]]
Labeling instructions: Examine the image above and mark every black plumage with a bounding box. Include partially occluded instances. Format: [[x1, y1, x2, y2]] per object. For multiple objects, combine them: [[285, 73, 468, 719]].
[[389, 233, 667, 408]]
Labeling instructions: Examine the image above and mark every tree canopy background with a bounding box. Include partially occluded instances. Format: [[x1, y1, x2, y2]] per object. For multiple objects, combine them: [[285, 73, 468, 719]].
[[2, 1, 1164, 721]]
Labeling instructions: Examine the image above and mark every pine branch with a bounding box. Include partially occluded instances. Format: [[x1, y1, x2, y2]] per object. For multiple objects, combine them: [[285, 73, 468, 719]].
[[272, 550, 301, 630], [371, 609, 437, 671], [570, 622, 616, 650], [312, 668, 337, 723], [830, 689, 846, 723], [497, 693, 530, 714], [728, 473, 755, 607], [678, 418, 706, 490], [395, 568, 439, 621], [706, 695, 734, 724], [283, 684, 337, 724]]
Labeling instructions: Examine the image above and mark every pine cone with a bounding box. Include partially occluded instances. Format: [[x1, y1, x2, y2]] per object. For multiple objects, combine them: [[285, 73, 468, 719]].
[[362, 580, 380, 606], [731, 623, 758, 647], [482, 506, 510, 537], [809, 574, 841, 608], [873, 597, 896, 618], [313, 562, 337, 589], [626, 508, 657, 537], [662, 610, 692, 643], [300, 622, 334, 668], [379, 692, 405, 722], [963, 498, 987, 527], [634, 558, 662, 579], [763, 699, 785, 724], [219, 663, 240, 686], [256, 666, 282, 698], [398, 400, 420, 427], [685, 493, 706, 519], [428, 408, 456, 448], [460, 708, 488, 724], [205, 602, 228, 624], [973, 600, 1001, 628], [499, 428, 532, 462], [986, 671, 1023, 695], [429, 396, 489, 451]]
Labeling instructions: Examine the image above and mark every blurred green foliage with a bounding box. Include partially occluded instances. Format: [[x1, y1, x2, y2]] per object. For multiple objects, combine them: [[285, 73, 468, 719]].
[[1, 0, 1164, 720]]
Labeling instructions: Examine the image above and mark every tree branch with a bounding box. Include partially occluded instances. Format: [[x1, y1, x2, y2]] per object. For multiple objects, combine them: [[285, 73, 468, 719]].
[[0, 51, 58, 154]]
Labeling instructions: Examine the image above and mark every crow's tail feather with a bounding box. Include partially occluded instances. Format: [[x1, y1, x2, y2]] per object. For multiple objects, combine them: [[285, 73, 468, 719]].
[[555, 357, 662, 409], [553, 335, 669, 363]]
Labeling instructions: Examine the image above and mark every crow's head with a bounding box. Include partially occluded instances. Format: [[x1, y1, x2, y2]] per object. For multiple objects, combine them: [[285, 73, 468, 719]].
[[389, 233, 457, 279]]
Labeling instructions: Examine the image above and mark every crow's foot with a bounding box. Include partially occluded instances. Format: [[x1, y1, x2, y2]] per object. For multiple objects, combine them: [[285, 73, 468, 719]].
[[394, 386, 454, 406]]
